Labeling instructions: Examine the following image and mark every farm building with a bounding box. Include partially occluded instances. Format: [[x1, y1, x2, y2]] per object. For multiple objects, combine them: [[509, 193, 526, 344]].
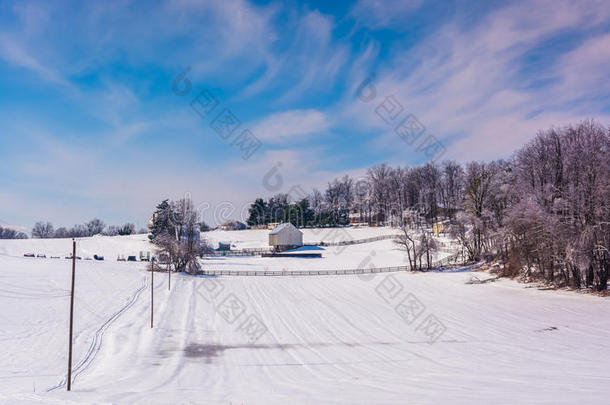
[[269, 223, 303, 251], [432, 220, 449, 236], [219, 221, 247, 231]]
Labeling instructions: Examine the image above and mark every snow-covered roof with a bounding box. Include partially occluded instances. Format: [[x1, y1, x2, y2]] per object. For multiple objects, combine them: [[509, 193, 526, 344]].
[[269, 222, 301, 235]]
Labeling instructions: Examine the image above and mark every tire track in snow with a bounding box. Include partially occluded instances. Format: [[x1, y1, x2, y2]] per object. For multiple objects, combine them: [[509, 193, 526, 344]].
[[143, 277, 195, 394], [46, 273, 148, 392]]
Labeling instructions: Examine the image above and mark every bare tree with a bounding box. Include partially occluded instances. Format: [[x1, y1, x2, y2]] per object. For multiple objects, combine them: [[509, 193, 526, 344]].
[[104, 225, 120, 236], [86, 218, 105, 236], [150, 197, 202, 274], [394, 225, 418, 271], [504, 120, 609, 289], [417, 230, 439, 271], [53, 227, 69, 238], [440, 161, 464, 219], [0, 226, 28, 239], [32, 221, 54, 239], [367, 164, 392, 225]]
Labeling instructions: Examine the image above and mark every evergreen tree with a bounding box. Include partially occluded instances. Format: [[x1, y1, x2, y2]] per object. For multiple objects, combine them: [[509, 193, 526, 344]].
[[148, 199, 174, 240], [247, 198, 268, 226]]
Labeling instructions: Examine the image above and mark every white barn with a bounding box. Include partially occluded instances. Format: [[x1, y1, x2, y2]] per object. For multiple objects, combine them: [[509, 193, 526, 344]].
[[268, 223, 303, 250]]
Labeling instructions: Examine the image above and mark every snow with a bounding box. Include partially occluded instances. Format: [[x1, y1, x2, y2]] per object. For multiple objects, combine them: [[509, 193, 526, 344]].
[[1, 229, 609, 404], [203, 228, 456, 273], [0, 234, 153, 261], [202, 239, 418, 272], [205, 226, 400, 249]]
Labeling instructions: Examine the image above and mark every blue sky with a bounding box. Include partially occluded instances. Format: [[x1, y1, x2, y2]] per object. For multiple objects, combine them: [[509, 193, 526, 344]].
[[1, 0, 610, 230]]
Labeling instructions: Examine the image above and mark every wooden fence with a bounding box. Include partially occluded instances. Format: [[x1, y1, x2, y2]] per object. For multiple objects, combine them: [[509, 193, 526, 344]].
[[199, 252, 467, 277], [311, 234, 400, 246], [204, 235, 399, 257]]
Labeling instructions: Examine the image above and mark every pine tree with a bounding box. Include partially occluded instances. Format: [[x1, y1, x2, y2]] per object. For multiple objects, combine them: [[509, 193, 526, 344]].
[[247, 198, 268, 226], [148, 199, 174, 241]]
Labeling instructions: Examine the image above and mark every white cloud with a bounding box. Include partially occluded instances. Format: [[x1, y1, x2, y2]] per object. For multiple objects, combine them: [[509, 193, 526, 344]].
[[350, 0, 425, 29], [554, 32, 610, 103], [336, 0, 610, 162], [2, 0, 610, 228], [239, 9, 351, 102], [250, 109, 329, 143], [0, 34, 72, 88]]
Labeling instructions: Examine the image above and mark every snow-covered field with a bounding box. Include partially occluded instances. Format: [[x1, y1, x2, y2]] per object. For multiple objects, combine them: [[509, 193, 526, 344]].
[[1, 229, 609, 404], [205, 226, 400, 249], [0, 234, 153, 261], [205, 227, 457, 273], [201, 238, 456, 273]]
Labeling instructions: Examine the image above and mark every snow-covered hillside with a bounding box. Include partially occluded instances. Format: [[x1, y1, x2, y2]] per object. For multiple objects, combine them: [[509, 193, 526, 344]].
[[204, 226, 401, 249], [0, 234, 153, 261], [0, 230, 609, 404]]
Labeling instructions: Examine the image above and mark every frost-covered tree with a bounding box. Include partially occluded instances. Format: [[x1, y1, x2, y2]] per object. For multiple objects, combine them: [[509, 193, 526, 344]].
[[417, 231, 439, 271], [238, 119, 609, 289], [505, 120, 610, 290], [324, 176, 353, 226], [104, 225, 120, 236], [394, 224, 418, 271], [32, 221, 54, 238], [150, 197, 202, 273], [440, 161, 464, 218], [53, 227, 69, 238], [0, 226, 28, 239], [86, 218, 106, 236]]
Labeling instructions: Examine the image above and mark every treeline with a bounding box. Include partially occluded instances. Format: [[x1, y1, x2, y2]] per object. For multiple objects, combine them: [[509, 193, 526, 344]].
[[247, 197, 316, 227], [30, 219, 145, 238], [0, 225, 28, 239], [246, 162, 465, 228], [247, 120, 609, 290]]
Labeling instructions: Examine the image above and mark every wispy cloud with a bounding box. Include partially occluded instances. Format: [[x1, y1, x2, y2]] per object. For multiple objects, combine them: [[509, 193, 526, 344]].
[[1, 0, 609, 229], [250, 109, 329, 143], [350, 0, 425, 29], [335, 0, 610, 161], [0, 34, 72, 87]]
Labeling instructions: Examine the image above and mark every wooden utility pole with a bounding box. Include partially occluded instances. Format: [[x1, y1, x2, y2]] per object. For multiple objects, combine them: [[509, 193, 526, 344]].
[[67, 239, 76, 391], [150, 258, 154, 328], [168, 262, 171, 291]]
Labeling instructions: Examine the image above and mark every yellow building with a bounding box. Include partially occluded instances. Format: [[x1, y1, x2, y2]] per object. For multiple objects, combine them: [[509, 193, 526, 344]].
[[432, 221, 445, 236]]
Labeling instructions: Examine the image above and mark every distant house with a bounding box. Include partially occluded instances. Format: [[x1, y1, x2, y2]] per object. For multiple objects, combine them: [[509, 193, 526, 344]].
[[349, 211, 369, 226], [219, 221, 247, 231], [432, 220, 449, 236], [269, 223, 303, 251]]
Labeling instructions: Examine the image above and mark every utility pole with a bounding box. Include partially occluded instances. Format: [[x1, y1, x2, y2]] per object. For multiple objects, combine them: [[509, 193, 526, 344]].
[[168, 261, 171, 291], [67, 239, 76, 391], [151, 258, 154, 328]]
